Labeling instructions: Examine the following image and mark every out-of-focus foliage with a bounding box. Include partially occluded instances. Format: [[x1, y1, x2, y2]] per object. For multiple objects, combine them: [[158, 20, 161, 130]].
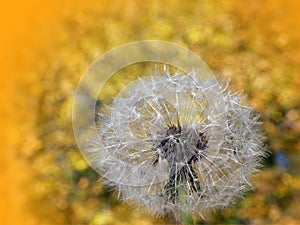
[[1, 0, 300, 224]]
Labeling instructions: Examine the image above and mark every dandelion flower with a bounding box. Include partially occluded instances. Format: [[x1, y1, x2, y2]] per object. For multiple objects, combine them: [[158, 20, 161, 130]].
[[89, 68, 266, 219]]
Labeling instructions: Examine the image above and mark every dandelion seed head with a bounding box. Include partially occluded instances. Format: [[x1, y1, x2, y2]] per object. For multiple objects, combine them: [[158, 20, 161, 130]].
[[89, 68, 266, 218]]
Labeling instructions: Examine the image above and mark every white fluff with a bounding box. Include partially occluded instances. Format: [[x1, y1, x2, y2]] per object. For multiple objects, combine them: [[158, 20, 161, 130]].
[[88, 68, 266, 218]]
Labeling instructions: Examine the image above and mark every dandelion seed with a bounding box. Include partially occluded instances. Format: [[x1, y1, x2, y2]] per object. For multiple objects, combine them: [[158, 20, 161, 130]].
[[88, 67, 266, 219]]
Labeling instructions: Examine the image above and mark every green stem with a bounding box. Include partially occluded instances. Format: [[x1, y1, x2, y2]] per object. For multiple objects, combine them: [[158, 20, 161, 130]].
[[178, 187, 194, 225], [182, 210, 194, 225]]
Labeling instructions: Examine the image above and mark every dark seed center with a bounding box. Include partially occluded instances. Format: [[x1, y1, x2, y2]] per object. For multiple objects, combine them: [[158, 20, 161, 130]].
[[152, 124, 209, 202], [152, 124, 208, 166]]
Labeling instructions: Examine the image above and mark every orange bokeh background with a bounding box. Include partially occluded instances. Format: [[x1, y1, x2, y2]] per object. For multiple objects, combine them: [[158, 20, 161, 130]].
[[0, 1, 299, 224], [0, 2, 86, 224]]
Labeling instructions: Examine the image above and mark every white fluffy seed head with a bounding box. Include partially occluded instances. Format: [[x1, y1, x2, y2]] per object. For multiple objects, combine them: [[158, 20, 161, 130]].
[[88, 68, 266, 218]]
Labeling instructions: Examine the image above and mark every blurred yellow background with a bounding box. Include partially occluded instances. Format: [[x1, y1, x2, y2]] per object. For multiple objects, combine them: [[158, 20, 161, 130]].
[[0, 0, 300, 224]]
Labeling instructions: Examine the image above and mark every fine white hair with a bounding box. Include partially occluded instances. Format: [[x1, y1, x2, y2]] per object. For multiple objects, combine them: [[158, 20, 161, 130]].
[[88, 67, 266, 218]]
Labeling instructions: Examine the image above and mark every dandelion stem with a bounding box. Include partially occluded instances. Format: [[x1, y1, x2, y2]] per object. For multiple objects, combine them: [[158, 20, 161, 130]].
[[178, 186, 194, 225]]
